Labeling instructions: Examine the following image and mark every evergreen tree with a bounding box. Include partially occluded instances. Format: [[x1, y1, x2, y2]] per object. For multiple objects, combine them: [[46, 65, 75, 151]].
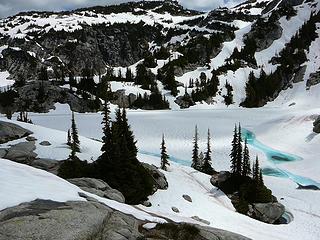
[[70, 111, 80, 154], [67, 129, 71, 146], [230, 124, 238, 174], [223, 81, 234, 106], [99, 83, 113, 168], [121, 107, 138, 161], [202, 129, 214, 174], [242, 138, 251, 177], [253, 156, 260, 182], [191, 125, 199, 170], [160, 134, 170, 171], [259, 169, 264, 186], [236, 123, 243, 175]]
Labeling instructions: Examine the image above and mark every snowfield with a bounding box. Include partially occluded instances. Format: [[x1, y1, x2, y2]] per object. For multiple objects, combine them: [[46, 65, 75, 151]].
[[1, 98, 320, 239]]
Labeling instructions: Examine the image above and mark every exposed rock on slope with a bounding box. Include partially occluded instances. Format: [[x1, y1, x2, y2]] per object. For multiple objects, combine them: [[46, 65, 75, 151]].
[[0, 199, 251, 240], [0, 121, 32, 144], [68, 178, 125, 203]]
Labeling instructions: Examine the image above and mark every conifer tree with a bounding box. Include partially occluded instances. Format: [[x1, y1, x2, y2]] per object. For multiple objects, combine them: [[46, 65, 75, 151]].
[[160, 134, 170, 171], [236, 123, 243, 175], [121, 107, 138, 161], [191, 125, 199, 170], [253, 156, 260, 182], [230, 124, 238, 174], [100, 84, 113, 163], [242, 138, 251, 177], [259, 169, 264, 186], [202, 129, 214, 174], [70, 111, 80, 153], [67, 129, 71, 146]]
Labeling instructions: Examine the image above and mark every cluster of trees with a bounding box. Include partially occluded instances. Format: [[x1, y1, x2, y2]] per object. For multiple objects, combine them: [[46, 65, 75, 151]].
[[242, 12, 319, 108], [130, 90, 169, 110], [191, 126, 215, 175], [229, 37, 257, 66], [223, 81, 234, 106], [187, 72, 219, 103], [158, 64, 179, 96], [221, 124, 272, 213], [59, 92, 154, 204]]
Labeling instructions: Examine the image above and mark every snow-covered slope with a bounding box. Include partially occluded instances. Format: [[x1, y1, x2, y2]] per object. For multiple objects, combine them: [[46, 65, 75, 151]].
[[1, 105, 320, 239]]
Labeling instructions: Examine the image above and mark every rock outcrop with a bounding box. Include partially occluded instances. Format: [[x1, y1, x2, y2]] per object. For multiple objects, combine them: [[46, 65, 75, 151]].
[[2, 141, 37, 163], [0, 121, 32, 144], [313, 115, 320, 133], [68, 178, 125, 203], [307, 71, 320, 89], [248, 202, 285, 224], [0, 199, 251, 240], [141, 163, 169, 190]]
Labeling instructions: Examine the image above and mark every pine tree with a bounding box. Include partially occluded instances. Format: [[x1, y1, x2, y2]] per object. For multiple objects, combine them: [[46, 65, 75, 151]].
[[230, 124, 238, 174], [100, 84, 113, 158], [67, 129, 71, 146], [259, 168, 264, 186], [202, 129, 214, 174], [160, 134, 170, 171], [242, 138, 251, 177], [253, 156, 260, 182], [191, 125, 199, 170], [121, 107, 138, 161], [70, 111, 80, 154], [236, 123, 243, 175]]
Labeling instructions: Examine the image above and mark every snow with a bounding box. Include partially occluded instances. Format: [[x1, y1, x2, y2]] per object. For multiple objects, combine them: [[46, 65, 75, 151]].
[[255, 3, 319, 74], [1, 100, 317, 239], [0, 71, 14, 89], [0, 158, 166, 223]]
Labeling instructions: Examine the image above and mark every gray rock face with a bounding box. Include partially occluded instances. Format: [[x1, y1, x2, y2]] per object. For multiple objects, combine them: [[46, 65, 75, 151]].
[[292, 65, 307, 83], [307, 71, 320, 89], [182, 194, 192, 202], [68, 178, 125, 203], [313, 115, 320, 133], [31, 158, 61, 175], [0, 199, 142, 240], [0, 199, 251, 240], [141, 163, 168, 190], [211, 171, 231, 188], [4, 141, 37, 163], [248, 202, 285, 224], [0, 121, 32, 144], [12, 81, 101, 113]]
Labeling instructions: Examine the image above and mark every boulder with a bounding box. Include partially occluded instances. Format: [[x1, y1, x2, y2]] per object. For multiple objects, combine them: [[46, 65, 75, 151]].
[[0, 148, 7, 158], [313, 115, 320, 134], [248, 202, 285, 224], [182, 194, 192, 202], [172, 207, 180, 213], [0, 121, 32, 144], [0, 199, 143, 240], [307, 71, 320, 89], [211, 171, 231, 188], [142, 201, 152, 207], [4, 141, 37, 163], [191, 216, 210, 225], [141, 163, 168, 190], [26, 136, 37, 141], [39, 141, 52, 146], [68, 178, 125, 203], [31, 158, 61, 175]]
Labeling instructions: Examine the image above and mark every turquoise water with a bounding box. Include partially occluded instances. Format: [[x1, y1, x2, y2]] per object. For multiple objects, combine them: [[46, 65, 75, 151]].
[[243, 129, 320, 189]]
